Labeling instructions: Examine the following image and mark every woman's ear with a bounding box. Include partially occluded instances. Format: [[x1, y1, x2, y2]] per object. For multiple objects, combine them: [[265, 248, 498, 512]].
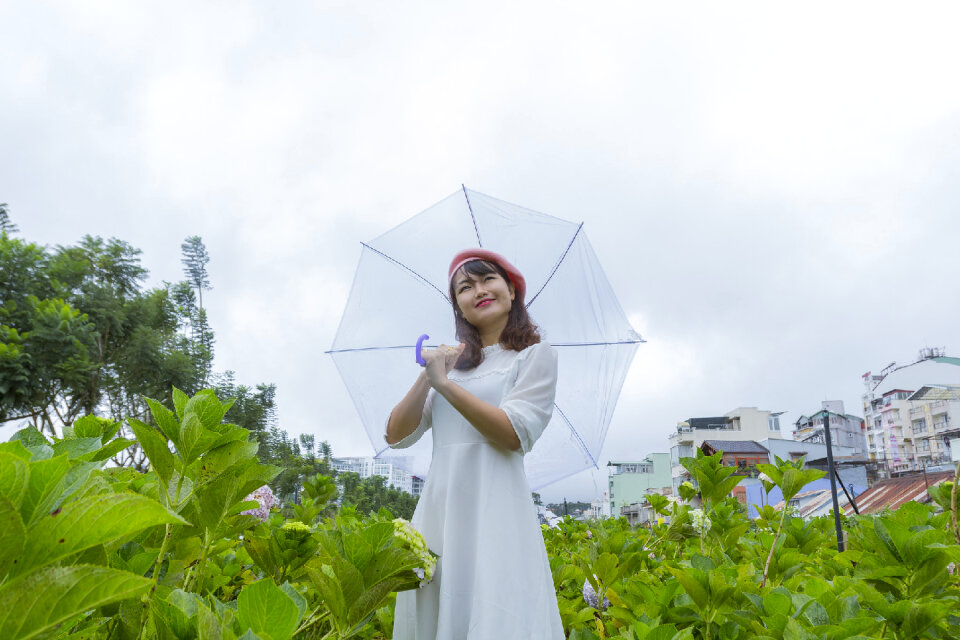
[[508, 281, 515, 301]]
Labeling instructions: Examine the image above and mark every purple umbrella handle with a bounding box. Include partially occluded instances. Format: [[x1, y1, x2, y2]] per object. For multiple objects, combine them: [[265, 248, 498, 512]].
[[416, 334, 430, 366]]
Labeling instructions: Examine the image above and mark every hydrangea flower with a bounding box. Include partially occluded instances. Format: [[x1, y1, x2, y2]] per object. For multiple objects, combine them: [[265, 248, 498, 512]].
[[758, 472, 773, 484], [582, 578, 610, 610], [691, 508, 712, 535], [393, 518, 437, 587], [241, 485, 278, 522]]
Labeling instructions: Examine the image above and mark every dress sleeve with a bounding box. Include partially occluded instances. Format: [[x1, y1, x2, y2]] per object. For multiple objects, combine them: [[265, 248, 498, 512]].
[[500, 342, 558, 454], [384, 389, 434, 449]]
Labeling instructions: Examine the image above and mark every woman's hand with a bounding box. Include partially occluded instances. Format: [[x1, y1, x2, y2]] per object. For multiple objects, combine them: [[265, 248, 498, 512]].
[[421, 343, 464, 390]]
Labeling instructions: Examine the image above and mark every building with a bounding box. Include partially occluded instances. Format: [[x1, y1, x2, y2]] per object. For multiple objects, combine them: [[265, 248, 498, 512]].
[[793, 401, 868, 459], [608, 454, 672, 516], [904, 385, 960, 468], [863, 388, 915, 475], [668, 407, 784, 492], [700, 440, 770, 474], [863, 383, 960, 476], [331, 456, 415, 494]]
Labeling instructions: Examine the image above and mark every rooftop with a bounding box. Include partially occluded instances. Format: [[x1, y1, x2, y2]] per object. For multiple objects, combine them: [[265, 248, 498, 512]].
[[701, 440, 770, 454], [841, 471, 954, 515], [908, 385, 960, 402]]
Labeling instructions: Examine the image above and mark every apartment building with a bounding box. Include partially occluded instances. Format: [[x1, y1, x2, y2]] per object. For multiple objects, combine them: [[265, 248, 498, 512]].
[[608, 453, 672, 516], [331, 456, 415, 494], [905, 385, 960, 468], [793, 401, 868, 458], [668, 407, 784, 492], [862, 389, 914, 474]]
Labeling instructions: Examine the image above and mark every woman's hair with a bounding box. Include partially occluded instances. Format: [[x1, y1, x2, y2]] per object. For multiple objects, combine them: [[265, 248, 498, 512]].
[[449, 259, 541, 370]]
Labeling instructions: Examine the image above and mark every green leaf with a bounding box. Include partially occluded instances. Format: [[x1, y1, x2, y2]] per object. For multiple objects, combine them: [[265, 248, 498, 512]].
[[667, 567, 708, 611], [0, 440, 33, 461], [196, 601, 223, 640], [84, 438, 135, 462], [196, 476, 238, 534], [236, 579, 300, 640], [0, 494, 26, 578], [185, 391, 227, 431], [172, 387, 189, 420], [179, 414, 215, 463], [198, 440, 259, 484], [128, 418, 175, 489], [0, 565, 152, 640], [763, 591, 793, 617], [51, 437, 102, 460], [145, 397, 181, 447], [594, 552, 620, 585], [279, 582, 307, 621], [872, 519, 902, 563], [71, 415, 103, 439], [0, 452, 29, 507], [16, 492, 187, 577], [20, 454, 69, 527]]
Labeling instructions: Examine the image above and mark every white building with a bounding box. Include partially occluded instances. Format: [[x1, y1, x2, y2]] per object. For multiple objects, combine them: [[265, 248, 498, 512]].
[[668, 407, 784, 492], [905, 385, 960, 469], [793, 401, 868, 458], [331, 456, 415, 494]]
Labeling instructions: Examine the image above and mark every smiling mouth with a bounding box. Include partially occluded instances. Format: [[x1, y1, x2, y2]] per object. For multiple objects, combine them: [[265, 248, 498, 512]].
[[476, 299, 493, 308]]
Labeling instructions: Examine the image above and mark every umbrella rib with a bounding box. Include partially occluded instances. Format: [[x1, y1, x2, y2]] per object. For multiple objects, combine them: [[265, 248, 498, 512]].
[[526, 222, 584, 308], [551, 339, 646, 346], [326, 339, 644, 354], [462, 184, 482, 247], [554, 403, 598, 469], [325, 345, 427, 354], [361, 242, 450, 302]]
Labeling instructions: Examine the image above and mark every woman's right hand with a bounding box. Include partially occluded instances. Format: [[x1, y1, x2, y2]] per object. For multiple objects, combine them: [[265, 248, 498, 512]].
[[421, 343, 465, 390]]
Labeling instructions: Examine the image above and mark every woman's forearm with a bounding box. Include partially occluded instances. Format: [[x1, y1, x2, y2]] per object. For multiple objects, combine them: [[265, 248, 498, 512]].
[[434, 380, 521, 451], [385, 371, 432, 444]]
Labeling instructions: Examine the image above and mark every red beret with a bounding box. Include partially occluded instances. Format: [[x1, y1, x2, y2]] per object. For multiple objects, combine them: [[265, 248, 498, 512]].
[[448, 249, 526, 302]]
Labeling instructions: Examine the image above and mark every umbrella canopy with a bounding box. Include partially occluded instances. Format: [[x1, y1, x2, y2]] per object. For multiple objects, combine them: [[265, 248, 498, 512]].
[[329, 187, 643, 489]]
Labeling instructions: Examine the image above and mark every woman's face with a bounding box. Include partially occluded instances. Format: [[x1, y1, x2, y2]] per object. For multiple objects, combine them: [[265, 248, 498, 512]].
[[453, 267, 515, 330]]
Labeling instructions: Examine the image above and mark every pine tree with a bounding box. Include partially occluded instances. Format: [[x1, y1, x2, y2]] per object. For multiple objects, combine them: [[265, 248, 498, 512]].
[[0, 203, 19, 234], [180, 236, 211, 309]]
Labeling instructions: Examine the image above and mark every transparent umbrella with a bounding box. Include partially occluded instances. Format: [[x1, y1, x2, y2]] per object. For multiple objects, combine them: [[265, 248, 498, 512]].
[[328, 187, 643, 489]]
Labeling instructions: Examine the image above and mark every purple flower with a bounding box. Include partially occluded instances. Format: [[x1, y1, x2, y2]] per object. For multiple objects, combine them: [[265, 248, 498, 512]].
[[242, 485, 278, 522]]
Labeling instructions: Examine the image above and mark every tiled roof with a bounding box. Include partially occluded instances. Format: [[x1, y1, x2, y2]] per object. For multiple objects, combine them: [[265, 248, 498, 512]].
[[701, 440, 769, 454], [841, 471, 953, 515]]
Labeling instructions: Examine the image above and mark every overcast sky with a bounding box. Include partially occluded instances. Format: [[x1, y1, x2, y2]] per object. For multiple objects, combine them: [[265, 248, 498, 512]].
[[3, 1, 960, 502]]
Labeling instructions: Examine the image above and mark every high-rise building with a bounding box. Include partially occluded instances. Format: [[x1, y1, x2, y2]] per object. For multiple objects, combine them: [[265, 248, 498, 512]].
[[331, 456, 415, 494]]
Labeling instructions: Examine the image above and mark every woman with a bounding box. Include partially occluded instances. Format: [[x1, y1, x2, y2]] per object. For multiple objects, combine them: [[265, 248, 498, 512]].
[[385, 249, 565, 640]]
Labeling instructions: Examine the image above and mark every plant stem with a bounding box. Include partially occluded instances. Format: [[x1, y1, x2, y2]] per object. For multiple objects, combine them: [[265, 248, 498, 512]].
[[762, 506, 789, 588], [186, 529, 212, 593], [138, 522, 172, 640], [951, 461, 959, 546]]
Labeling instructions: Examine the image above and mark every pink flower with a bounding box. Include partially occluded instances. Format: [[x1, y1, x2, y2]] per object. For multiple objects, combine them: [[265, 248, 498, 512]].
[[242, 485, 278, 522]]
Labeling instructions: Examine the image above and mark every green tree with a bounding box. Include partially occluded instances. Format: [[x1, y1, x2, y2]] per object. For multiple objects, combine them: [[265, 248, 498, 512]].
[[0, 203, 18, 234], [180, 235, 211, 310]]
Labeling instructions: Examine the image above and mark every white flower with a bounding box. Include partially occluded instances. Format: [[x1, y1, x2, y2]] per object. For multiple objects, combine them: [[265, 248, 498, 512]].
[[758, 472, 773, 485], [393, 518, 437, 587], [691, 508, 712, 535], [242, 485, 278, 522]]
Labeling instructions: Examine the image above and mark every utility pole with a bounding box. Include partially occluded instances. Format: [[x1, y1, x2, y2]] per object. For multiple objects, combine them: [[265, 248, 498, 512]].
[[824, 411, 844, 551]]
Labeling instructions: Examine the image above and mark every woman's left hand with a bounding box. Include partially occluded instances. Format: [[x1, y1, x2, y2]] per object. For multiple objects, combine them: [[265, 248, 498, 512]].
[[422, 343, 464, 390]]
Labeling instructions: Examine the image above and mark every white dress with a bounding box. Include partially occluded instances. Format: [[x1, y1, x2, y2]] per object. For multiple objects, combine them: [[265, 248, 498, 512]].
[[387, 341, 565, 640]]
